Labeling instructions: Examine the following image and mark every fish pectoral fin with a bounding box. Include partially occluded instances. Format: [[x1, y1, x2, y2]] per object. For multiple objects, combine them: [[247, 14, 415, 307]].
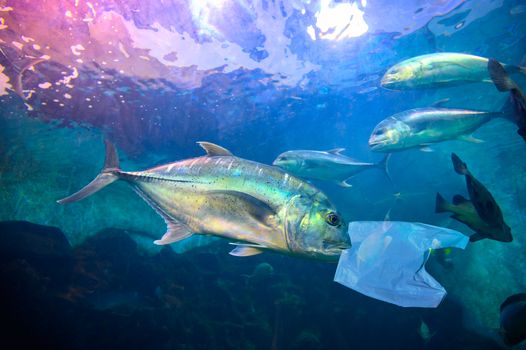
[[154, 221, 193, 245], [207, 190, 277, 223], [229, 246, 264, 257], [457, 134, 484, 143], [469, 232, 486, 242], [197, 142, 233, 156], [327, 147, 346, 155], [338, 178, 353, 188], [230, 242, 267, 248]]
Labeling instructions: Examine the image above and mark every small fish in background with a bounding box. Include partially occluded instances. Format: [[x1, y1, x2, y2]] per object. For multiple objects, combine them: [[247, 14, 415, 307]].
[[435, 153, 512, 243], [381, 52, 526, 90], [418, 318, 436, 344], [272, 149, 391, 187], [368, 106, 507, 152], [488, 58, 526, 142], [500, 293, 526, 347]]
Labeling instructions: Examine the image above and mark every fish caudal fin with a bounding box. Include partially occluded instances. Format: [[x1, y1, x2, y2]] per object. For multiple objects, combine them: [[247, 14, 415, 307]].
[[435, 193, 450, 213], [57, 140, 120, 204], [488, 58, 517, 92], [451, 153, 468, 175]]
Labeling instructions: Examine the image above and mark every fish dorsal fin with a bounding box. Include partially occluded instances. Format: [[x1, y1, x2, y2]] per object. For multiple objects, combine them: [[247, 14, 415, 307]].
[[431, 98, 450, 108], [327, 148, 345, 155], [452, 194, 470, 205], [197, 142, 233, 156], [500, 293, 526, 312], [132, 187, 193, 245], [229, 246, 264, 257]]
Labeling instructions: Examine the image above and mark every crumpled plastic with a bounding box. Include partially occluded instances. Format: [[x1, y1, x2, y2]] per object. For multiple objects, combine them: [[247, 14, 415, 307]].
[[334, 221, 469, 308]]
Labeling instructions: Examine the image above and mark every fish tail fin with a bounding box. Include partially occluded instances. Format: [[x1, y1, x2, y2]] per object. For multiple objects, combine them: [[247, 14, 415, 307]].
[[451, 153, 468, 175], [488, 58, 517, 92], [57, 140, 120, 204], [376, 153, 392, 184], [435, 193, 450, 213], [498, 98, 517, 122]]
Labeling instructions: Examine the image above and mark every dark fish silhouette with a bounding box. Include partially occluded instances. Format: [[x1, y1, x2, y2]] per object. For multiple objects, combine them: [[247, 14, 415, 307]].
[[435, 153, 512, 243], [500, 293, 526, 346], [488, 58, 526, 142]]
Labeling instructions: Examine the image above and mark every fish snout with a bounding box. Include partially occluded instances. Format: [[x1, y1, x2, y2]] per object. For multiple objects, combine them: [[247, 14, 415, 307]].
[[368, 135, 385, 151]]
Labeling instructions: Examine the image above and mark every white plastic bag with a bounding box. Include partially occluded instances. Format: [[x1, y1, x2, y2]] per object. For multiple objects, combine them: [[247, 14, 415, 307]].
[[334, 221, 469, 308]]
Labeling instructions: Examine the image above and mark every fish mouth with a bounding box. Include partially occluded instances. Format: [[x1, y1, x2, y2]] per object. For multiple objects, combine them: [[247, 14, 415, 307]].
[[368, 137, 387, 151], [380, 75, 396, 89]]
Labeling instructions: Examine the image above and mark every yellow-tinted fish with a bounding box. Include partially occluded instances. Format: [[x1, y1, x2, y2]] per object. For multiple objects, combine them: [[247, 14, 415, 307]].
[[381, 53, 525, 90], [58, 141, 351, 260]]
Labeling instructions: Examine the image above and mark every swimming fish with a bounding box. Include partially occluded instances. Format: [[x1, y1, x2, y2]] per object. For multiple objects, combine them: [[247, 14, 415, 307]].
[[58, 141, 351, 261], [500, 293, 526, 347], [435, 193, 504, 242], [488, 58, 526, 142], [381, 52, 526, 90], [368, 107, 504, 152], [418, 319, 436, 344], [272, 149, 391, 187], [435, 153, 512, 243]]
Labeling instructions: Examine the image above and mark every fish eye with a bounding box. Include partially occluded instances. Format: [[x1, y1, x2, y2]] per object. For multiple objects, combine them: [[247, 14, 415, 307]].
[[280, 156, 288, 161], [325, 212, 341, 226]]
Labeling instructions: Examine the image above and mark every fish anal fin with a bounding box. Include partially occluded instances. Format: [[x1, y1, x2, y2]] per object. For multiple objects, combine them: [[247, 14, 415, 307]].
[[457, 134, 484, 143], [133, 187, 193, 245], [327, 148, 345, 155], [229, 246, 264, 257], [197, 142, 233, 156], [154, 221, 193, 245], [469, 232, 486, 242]]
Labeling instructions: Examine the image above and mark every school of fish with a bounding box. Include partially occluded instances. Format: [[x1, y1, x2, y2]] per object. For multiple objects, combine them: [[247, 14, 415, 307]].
[[58, 51, 526, 345]]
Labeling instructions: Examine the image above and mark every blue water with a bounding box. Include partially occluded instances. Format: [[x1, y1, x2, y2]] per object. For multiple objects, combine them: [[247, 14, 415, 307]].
[[0, 0, 525, 348]]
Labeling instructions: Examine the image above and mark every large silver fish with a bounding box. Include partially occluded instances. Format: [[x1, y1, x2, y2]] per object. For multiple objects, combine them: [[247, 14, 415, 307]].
[[368, 107, 505, 152], [381, 53, 525, 90], [272, 149, 390, 187], [58, 141, 350, 261]]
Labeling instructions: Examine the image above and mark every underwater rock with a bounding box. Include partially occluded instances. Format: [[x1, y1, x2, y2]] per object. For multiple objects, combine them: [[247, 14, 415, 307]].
[[0, 221, 73, 287]]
